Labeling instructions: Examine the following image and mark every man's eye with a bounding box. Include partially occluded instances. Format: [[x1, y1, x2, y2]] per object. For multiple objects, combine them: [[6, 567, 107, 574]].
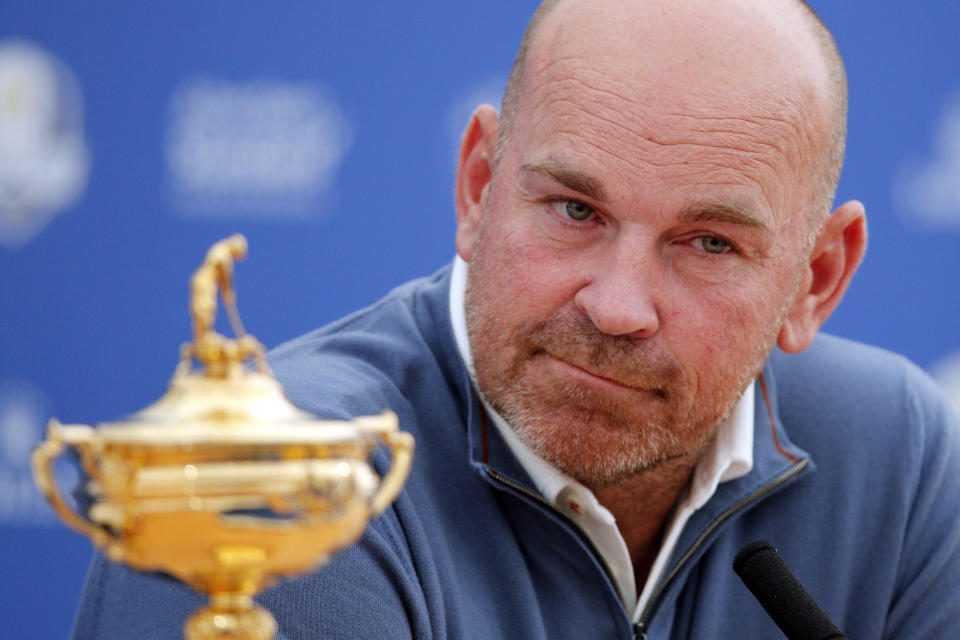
[[692, 235, 732, 254], [551, 199, 595, 221]]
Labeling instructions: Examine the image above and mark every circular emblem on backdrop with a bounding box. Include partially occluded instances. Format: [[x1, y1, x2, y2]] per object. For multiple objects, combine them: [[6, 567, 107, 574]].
[[894, 89, 960, 228], [0, 378, 58, 526], [444, 76, 506, 157], [930, 351, 960, 420], [0, 40, 90, 249]]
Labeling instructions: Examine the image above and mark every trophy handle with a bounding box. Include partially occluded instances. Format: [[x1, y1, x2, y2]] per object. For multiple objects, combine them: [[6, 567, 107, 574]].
[[370, 430, 414, 515], [31, 420, 123, 556]]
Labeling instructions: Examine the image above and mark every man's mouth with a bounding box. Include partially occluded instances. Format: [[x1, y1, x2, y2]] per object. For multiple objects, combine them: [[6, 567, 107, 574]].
[[543, 353, 668, 398]]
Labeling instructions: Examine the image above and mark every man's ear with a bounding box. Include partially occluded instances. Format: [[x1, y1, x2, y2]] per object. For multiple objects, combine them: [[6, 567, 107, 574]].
[[777, 200, 868, 353], [455, 105, 499, 262]]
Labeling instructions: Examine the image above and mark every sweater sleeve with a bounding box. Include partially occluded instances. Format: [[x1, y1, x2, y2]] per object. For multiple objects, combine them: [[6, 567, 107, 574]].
[[882, 367, 960, 639], [70, 512, 427, 640]]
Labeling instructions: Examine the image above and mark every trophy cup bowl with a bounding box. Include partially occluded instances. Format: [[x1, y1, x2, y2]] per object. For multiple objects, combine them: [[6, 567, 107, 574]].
[[31, 235, 414, 640]]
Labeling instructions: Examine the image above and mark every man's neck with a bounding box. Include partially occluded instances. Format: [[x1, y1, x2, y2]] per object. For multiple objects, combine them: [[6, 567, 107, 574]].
[[584, 447, 706, 589]]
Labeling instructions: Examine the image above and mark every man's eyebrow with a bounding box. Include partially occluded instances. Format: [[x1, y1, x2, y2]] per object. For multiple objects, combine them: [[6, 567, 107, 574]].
[[678, 200, 771, 233], [521, 162, 608, 202]]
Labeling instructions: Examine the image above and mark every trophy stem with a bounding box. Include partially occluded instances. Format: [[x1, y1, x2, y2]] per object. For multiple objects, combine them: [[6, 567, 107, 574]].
[[184, 593, 277, 640]]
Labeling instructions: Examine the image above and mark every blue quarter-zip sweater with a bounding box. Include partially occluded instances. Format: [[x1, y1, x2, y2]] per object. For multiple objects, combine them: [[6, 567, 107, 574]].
[[72, 265, 960, 639]]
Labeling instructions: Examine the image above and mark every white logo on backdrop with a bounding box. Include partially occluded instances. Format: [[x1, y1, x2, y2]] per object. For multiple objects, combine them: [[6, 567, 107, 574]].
[[0, 39, 90, 249], [894, 90, 960, 227], [165, 78, 351, 217], [0, 379, 58, 526], [930, 351, 960, 420], [444, 76, 506, 156]]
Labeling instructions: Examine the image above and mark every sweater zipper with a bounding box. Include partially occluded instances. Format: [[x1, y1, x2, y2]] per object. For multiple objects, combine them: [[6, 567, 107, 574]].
[[632, 457, 809, 639], [484, 468, 626, 613]]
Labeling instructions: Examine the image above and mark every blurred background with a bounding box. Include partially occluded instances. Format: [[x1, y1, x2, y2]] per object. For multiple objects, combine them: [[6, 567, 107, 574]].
[[1, 1, 958, 635]]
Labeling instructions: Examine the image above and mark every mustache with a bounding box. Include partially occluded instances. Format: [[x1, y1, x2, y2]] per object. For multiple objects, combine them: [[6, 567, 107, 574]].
[[511, 308, 682, 392]]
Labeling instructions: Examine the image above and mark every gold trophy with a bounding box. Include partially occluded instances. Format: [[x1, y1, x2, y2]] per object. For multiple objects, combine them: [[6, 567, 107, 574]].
[[31, 235, 414, 640]]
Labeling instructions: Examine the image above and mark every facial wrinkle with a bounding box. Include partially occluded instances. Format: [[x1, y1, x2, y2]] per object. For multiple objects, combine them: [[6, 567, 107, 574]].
[[532, 71, 804, 178]]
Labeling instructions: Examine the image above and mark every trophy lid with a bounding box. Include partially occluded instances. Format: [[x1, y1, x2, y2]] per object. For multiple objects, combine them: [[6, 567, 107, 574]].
[[88, 234, 392, 448], [93, 371, 383, 446]]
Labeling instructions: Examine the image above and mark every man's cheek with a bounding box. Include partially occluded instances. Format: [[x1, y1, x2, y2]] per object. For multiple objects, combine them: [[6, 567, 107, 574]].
[[502, 248, 580, 306]]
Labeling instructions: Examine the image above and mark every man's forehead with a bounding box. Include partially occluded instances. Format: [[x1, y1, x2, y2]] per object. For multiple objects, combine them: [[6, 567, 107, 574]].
[[523, 0, 828, 117], [515, 84, 804, 219]]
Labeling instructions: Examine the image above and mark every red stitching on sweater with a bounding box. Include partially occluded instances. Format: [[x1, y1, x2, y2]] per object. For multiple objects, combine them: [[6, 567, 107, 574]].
[[759, 372, 799, 464], [480, 409, 490, 464]]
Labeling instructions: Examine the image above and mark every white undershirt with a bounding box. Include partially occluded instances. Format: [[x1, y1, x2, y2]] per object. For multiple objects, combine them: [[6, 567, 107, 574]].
[[449, 256, 754, 619]]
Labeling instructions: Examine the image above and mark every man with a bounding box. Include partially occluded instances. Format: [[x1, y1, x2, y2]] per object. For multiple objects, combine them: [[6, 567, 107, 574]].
[[73, 0, 960, 638]]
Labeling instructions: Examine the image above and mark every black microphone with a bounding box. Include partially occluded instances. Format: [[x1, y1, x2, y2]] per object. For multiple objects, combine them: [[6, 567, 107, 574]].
[[733, 540, 847, 640]]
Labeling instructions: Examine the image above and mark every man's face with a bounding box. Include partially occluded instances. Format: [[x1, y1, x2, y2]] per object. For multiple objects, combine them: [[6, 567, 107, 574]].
[[461, 3, 826, 484]]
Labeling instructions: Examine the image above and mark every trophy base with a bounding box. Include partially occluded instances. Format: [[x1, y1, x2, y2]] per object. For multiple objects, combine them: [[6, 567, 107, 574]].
[[184, 595, 277, 640]]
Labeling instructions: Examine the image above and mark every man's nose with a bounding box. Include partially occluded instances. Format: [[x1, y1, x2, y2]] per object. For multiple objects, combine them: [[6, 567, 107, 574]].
[[572, 248, 661, 339]]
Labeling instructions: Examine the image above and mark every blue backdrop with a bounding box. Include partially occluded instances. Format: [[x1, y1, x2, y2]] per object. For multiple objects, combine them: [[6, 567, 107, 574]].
[[1, 2, 959, 636]]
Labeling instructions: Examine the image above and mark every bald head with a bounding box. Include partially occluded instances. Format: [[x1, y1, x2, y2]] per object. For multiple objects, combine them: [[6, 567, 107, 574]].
[[494, 0, 848, 231]]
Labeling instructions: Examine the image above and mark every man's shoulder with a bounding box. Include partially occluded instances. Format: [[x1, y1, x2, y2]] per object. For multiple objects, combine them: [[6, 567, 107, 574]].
[[770, 333, 943, 405], [769, 333, 958, 461], [266, 264, 460, 419], [771, 332, 914, 387], [273, 264, 451, 351]]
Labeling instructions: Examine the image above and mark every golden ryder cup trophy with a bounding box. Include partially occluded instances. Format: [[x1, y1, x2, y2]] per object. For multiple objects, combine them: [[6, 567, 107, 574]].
[[31, 234, 414, 640]]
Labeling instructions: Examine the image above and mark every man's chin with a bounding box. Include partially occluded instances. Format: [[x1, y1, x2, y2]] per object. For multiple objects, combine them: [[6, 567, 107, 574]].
[[525, 428, 713, 484], [508, 413, 680, 481]]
